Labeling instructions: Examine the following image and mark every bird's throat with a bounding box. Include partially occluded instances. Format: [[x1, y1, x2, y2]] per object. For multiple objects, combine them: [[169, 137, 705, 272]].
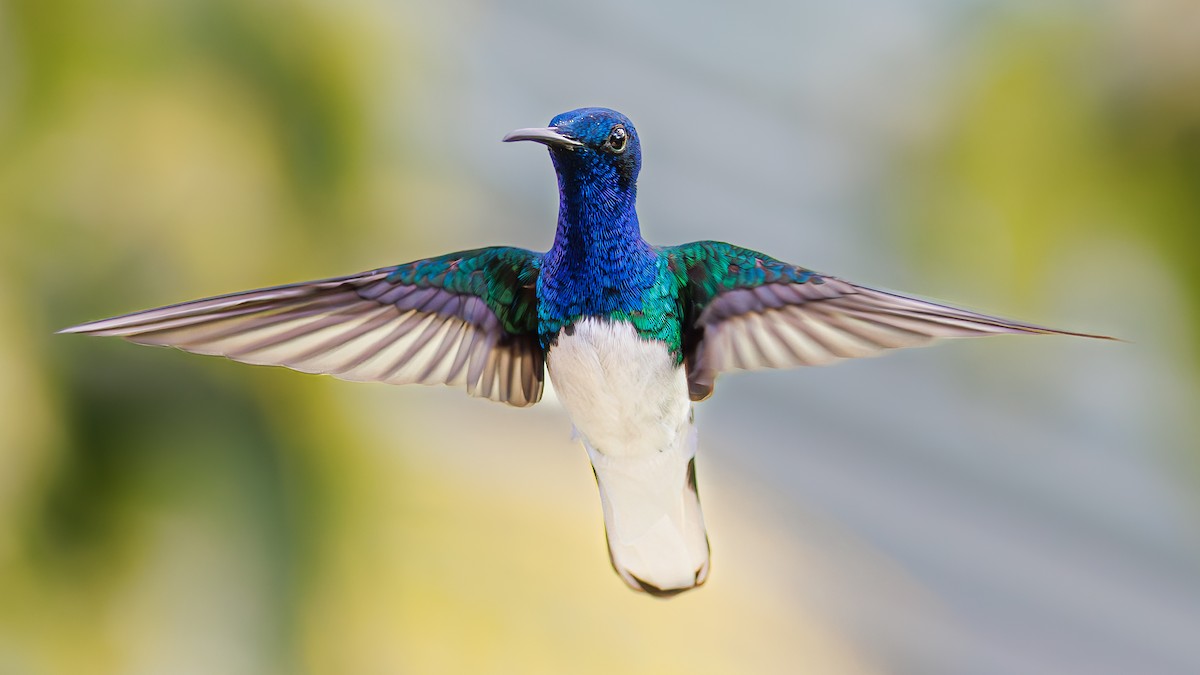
[[548, 171, 647, 277], [537, 176, 660, 342]]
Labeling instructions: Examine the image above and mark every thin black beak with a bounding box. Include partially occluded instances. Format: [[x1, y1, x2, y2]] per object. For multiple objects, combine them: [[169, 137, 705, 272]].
[[502, 127, 583, 149]]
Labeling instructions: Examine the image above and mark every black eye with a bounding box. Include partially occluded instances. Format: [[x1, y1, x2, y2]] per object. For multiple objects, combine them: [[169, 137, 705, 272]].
[[604, 125, 628, 154]]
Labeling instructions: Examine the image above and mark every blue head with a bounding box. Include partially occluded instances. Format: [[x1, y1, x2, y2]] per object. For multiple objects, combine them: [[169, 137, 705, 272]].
[[505, 108, 658, 338], [504, 107, 642, 230]]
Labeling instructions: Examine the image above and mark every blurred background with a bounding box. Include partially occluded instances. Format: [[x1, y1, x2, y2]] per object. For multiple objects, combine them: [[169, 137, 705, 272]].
[[2, 0, 1198, 673]]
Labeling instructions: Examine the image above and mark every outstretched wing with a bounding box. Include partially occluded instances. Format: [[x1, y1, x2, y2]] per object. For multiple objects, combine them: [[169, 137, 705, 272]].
[[666, 241, 1112, 401], [61, 247, 546, 407]]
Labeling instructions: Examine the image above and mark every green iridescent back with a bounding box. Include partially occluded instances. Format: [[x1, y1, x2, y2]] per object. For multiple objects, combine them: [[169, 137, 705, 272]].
[[385, 246, 542, 336], [663, 240, 824, 362]]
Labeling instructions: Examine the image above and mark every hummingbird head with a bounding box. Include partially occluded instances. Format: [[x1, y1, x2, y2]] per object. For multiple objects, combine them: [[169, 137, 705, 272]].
[[503, 107, 642, 211]]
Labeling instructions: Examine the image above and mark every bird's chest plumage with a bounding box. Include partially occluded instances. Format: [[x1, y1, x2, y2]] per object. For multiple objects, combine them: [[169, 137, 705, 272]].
[[535, 248, 685, 357], [546, 318, 690, 459]]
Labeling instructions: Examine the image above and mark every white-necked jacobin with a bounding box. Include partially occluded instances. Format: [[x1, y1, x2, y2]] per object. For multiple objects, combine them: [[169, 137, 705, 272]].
[[61, 107, 1112, 597]]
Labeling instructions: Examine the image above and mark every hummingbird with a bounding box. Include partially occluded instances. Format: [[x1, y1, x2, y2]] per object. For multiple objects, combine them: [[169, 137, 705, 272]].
[[61, 107, 1110, 597]]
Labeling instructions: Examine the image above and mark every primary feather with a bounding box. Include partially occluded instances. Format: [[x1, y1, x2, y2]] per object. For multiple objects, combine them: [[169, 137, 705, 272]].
[[665, 240, 1112, 399], [61, 248, 545, 407]]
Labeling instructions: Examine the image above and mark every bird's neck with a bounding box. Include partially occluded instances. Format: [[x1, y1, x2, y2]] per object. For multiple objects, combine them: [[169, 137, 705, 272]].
[[539, 176, 661, 333], [550, 178, 647, 263]]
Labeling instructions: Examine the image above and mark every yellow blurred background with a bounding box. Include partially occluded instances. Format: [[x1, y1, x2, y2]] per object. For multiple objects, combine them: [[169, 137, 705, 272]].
[[2, 1, 1198, 673]]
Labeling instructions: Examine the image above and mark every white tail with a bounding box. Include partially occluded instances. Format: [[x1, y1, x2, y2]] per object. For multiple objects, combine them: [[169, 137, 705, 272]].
[[585, 424, 710, 596]]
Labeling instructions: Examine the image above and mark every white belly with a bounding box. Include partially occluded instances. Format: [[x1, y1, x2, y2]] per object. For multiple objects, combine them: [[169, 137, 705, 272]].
[[546, 318, 691, 458], [547, 318, 710, 593]]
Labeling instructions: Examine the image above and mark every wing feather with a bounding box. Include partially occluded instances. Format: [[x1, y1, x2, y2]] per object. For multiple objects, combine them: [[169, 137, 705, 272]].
[[62, 250, 546, 407], [668, 241, 1112, 400]]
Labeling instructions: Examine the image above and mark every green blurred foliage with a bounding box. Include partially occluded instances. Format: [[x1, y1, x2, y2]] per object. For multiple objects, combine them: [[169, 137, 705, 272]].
[[889, 5, 1200, 471], [894, 7, 1199, 352], [1, 1, 1197, 673], [0, 1, 383, 672]]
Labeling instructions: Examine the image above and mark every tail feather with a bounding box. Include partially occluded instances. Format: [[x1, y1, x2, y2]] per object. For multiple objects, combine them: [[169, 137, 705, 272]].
[[585, 423, 710, 596]]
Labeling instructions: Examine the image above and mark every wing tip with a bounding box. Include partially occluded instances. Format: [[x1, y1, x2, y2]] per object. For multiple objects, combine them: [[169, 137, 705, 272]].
[[56, 317, 139, 337], [1015, 325, 1122, 342], [852, 282, 1120, 343], [57, 321, 106, 335]]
